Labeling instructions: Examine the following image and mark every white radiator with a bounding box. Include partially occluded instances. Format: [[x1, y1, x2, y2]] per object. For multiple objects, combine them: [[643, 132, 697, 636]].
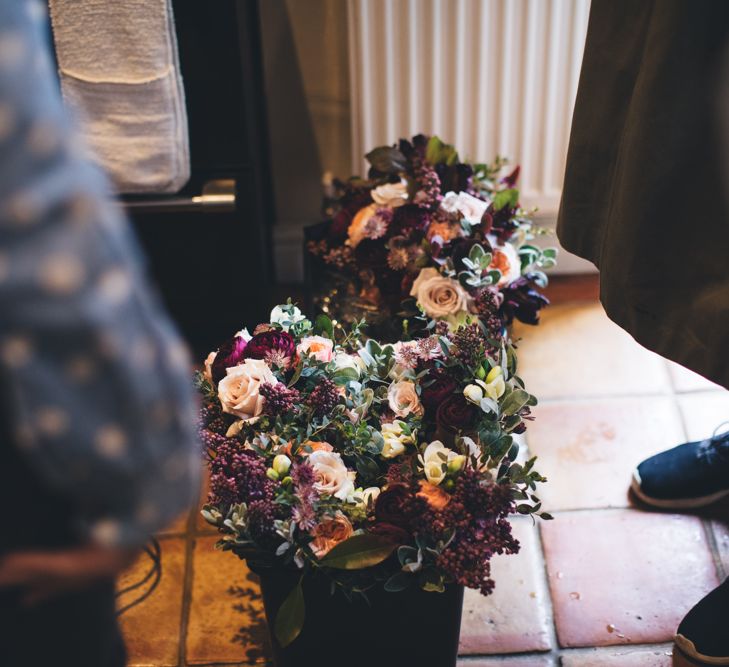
[[347, 0, 591, 216]]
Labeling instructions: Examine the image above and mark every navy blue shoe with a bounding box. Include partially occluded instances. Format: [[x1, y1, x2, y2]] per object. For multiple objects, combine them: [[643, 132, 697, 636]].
[[675, 578, 729, 665], [631, 425, 729, 509]]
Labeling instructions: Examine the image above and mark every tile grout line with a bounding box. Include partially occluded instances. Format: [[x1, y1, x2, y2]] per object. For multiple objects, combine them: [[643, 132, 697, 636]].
[[532, 518, 564, 666], [178, 505, 198, 667], [665, 359, 728, 586]]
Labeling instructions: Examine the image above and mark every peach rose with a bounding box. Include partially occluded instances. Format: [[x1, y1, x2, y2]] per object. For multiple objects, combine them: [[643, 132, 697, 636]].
[[308, 450, 356, 500], [426, 220, 463, 243], [301, 440, 334, 456], [387, 380, 424, 418], [417, 480, 451, 510], [409, 267, 470, 319], [309, 512, 353, 558], [347, 204, 377, 247], [217, 359, 278, 421], [490, 242, 521, 286], [297, 335, 334, 363], [203, 350, 216, 383]]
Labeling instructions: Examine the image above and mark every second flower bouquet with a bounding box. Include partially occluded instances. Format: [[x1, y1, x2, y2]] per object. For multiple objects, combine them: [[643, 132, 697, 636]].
[[196, 302, 549, 662]]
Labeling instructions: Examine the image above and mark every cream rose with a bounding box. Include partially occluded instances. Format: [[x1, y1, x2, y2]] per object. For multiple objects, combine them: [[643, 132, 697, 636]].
[[441, 191, 490, 222], [217, 359, 278, 421], [490, 242, 521, 286], [308, 450, 356, 500], [409, 267, 470, 319], [297, 335, 334, 363], [309, 512, 354, 558], [270, 304, 305, 330], [371, 180, 408, 207], [387, 380, 424, 418]]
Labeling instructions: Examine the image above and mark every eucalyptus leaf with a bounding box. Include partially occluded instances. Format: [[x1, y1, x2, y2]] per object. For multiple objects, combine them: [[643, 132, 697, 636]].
[[501, 388, 530, 416], [384, 571, 412, 592]]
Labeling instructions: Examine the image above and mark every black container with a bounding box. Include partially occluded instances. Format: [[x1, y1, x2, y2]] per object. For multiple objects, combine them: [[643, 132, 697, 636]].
[[252, 565, 464, 667]]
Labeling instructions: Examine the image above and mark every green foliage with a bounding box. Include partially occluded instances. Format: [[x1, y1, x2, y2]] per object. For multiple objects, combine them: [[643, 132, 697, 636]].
[[274, 578, 305, 648], [425, 136, 460, 166], [319, 534, 398, 570], [365, 146, 408, 174], [492, 188, 519, 211]]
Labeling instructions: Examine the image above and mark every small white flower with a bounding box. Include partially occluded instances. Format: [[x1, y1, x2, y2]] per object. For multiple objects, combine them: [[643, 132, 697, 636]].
[[381, 421, 415, 459], [463, 384, 484, 404], [270, 304, 305, 330], [441, 191, 490, 222], [272, 454, 291, 476], [478, 366, 506, 400]]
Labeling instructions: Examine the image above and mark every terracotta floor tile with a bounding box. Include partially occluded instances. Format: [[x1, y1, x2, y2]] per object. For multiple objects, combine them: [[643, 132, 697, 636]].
[[526, 397, 684, 510], [186, 535, 271, 664], [458, 656, 554, 666], [513, 303, 670, 400], [540, 510, 718, 648], [157, 510, 190, 536], [118, 537, 186, 667], [459, 520, 552, 654], [678, 391, 729, 441], [560, 645, 673, 666], [668, 362, 721, 394]]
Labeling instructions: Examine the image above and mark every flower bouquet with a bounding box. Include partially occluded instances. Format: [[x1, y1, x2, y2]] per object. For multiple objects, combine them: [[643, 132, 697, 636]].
[[196, 302, 549, 666], [307, 134, 557, 342]]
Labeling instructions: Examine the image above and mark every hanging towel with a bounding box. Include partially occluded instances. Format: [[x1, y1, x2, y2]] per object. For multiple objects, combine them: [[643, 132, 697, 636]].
[[48, 0, 190, 194]]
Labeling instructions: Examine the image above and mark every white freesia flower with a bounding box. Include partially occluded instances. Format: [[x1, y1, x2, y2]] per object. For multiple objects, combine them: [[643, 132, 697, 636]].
[[409, 267, 470, 320], [272, 454, 292, 476], [352, 486, 381, 508], [463, 384, 484, 404], [308, 450, 357, 501], [479, 366, 506, 400], [217, 359, 278, 421], [381, 420, 415, 458], [420, 440, 458, 486], [371, 180, 408, 207], [270, 304, 305, 330], [441, 191, 490, 222]]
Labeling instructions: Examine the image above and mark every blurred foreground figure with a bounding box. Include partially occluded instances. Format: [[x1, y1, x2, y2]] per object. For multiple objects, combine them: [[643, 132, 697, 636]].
[[559, 1, 729, 663], [0, 2, 199, 665]]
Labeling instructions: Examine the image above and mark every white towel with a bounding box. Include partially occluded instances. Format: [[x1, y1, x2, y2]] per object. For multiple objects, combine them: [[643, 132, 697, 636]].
[[48, 0, 190, 194]]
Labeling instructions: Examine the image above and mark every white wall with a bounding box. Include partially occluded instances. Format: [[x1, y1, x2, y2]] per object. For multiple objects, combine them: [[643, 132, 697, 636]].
[[266, 0, 596, 282]]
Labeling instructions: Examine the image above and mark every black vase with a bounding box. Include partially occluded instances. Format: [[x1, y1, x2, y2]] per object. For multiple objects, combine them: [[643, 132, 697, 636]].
[[252, 565, 464, 667]]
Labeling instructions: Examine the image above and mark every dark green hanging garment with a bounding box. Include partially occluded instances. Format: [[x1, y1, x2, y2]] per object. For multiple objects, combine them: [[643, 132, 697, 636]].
[[558, 0, 729, 388]]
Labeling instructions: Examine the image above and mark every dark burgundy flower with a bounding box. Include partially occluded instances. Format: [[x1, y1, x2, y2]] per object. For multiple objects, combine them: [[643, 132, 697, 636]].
[[369, 522, 411, 546], [375, 484, 414, 528], [436, 395, 478, 434], [243, 330, 296, 366], [421, 371, 458, 414], [435, 162, 473, 194], [449, 236, 492, 272], [211, 335, 248, 384], [491, 205, 519, 243], [500, 165, 521, 188], [500, 276, 550, 326], [390, 204, 429, 236]]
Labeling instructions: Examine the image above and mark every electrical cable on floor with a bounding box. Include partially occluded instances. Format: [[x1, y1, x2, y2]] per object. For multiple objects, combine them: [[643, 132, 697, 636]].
[[115, 537, 162, 617]]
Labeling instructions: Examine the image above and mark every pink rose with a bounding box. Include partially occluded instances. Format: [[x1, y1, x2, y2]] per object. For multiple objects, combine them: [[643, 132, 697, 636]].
[[387, 380, 424, 418], [309, 512, 354, 558], [297, 335, 334, 363]]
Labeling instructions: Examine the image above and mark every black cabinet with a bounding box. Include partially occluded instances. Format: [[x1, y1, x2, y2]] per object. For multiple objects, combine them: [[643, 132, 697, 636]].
[[125, 0, 275, 360]]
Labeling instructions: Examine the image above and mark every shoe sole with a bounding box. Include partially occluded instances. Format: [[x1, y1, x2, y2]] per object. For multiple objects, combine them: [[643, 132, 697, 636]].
[[631, 470, 729, 509], [676, 634, 729, 665]]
